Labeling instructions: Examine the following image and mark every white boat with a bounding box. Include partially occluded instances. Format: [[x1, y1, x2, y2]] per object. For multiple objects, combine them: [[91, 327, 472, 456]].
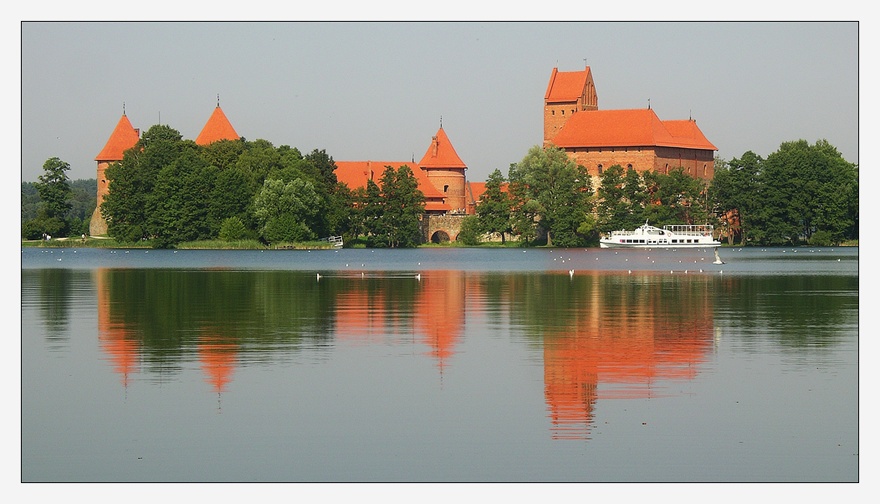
[[600, 222, 721, 249]]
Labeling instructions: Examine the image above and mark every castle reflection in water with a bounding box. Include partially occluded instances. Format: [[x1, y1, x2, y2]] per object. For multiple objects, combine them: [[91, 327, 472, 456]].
[[95, 268, 714, 441]]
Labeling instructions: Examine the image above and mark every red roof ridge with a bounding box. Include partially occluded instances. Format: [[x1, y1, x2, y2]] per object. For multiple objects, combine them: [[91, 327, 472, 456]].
[[195, 106, 239, 146], [418, 127, 467, 169], [95, 114, 140, 161], [545, 66, 592, 104], [551, 108, 716, 151]]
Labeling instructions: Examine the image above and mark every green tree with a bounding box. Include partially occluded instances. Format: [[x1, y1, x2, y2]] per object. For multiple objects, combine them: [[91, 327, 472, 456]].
[[475, 168, 512, 243], [757, 139, 857, 245], [371, 165, 425, 248], [252, 177, 321, 244], [643, 167, 708, 226], [597, 164, 629, 232], [149, 147, 217, 246], [218, 216, 250, 241], [508, 145, 594, 247], [31, 157, 73, 237], [457, 215, 482, 245], [710, 152, 763, 245], [360, 179, 384, 243], [103, 125, 186, 242]]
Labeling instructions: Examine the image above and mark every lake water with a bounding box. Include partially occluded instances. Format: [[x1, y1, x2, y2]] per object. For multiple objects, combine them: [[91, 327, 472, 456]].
[[20, 246, 859, 483]]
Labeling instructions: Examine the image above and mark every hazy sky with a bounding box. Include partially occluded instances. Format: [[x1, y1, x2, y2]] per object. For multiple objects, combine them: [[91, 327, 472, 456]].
[[20, 20, 858, 183]]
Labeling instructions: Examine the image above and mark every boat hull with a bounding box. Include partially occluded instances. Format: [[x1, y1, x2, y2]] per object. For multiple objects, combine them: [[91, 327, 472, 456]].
[[599, 240, 720, 249], [600, 223, 720, 249]]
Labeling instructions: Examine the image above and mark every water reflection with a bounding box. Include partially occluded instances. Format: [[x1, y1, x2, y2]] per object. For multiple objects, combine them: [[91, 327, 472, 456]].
[[16, 264, 852, 444], [499, 272, 715, 439]]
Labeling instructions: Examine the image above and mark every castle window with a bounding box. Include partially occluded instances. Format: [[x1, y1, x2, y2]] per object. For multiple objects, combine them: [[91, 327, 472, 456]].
[[443, 185, 449, 193], [551, 110, 555, 115], [598, 164, 603, 175], [561, 110, 565, 115], [627, 164, 633, 170]]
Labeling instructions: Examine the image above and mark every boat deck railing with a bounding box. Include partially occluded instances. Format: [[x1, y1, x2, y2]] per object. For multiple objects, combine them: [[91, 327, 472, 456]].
[[662, 225, 714, 236]]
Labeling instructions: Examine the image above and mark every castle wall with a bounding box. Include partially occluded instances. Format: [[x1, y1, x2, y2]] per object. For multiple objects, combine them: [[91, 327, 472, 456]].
[[544, 103, 578, 145], [563, 146, 715, 181], [421, 214, 468, 243], [89, 160, 112, 236]]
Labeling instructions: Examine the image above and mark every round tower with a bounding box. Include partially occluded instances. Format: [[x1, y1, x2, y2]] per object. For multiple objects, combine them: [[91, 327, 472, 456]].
[[90, 112, 140, 236], [418, 126, 468, 213]]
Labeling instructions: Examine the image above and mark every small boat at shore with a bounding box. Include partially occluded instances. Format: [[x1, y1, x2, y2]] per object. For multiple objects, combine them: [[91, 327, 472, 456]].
[[600, 222, 721, 249]]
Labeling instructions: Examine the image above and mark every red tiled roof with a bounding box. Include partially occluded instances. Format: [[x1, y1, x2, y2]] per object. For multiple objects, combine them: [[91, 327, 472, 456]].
[[95, 114, 140, 161], [544, 67, 592, 104], [550, 109, 716, 151], [335, 160, 450, 210], [418, 127, 467, 169], [661, 119, 719, 150], [469, 182, 487, 202], [195, 106, 239, 146], [468, 181, 509, 203]]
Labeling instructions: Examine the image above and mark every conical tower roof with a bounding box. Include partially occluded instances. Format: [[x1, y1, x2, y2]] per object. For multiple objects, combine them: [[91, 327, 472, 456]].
[[95, 114, 140, 161], [418, 127, 467, 169], [195, 105, 239, 145]]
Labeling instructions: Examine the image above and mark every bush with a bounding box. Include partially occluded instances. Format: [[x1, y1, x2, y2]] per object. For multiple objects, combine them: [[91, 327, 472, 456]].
[[456, 216, 482, 246], [219, 216, 249, 241], [809, 230, 834, 247], [21, 216, 67, 239], [262, 214, 315, 244]]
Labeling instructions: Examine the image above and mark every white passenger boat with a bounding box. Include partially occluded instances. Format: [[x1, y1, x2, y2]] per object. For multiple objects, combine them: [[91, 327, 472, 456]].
[[600, 222, 721, 249]]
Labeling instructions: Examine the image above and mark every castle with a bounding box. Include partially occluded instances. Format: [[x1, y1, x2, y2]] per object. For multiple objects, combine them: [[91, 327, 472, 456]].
[[90, 66, 717, 240]]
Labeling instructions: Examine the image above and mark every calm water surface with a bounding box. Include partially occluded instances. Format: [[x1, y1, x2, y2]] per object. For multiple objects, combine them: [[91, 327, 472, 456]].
[[21, 246, 859, 482]]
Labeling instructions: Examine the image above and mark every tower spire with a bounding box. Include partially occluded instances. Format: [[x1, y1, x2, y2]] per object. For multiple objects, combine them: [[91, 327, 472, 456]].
[[217, 94, 220, 107], [122, 101, 126, 115]]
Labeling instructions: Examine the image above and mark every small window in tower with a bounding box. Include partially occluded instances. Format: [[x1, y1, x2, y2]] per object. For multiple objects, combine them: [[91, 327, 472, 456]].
[[551, 110, 555, 115], [561, 110, 565, 115], [627, 164, 633, 170], [443, 185, 449, 193], [598, 164, 603, 175]]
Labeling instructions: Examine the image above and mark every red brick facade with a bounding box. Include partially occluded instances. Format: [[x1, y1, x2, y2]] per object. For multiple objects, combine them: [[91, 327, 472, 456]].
[[544, 67, 716, 183]]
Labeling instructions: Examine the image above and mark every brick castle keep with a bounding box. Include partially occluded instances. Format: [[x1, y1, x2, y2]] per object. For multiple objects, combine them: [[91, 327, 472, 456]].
[[90, 67, 717, 241]]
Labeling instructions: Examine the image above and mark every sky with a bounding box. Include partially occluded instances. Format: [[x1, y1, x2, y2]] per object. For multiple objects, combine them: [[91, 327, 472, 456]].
[[18, 19, 859, 183]]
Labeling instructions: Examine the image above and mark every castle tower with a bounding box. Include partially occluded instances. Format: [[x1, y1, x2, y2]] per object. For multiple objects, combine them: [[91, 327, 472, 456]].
[[543, 66, 598, 146], [90, 112, 140, 236], [195, 100, 239, 146], [418, 126, 468, 213]]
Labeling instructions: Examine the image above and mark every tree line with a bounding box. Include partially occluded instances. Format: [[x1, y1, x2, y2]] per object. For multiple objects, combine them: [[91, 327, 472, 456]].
[[22, 125, 428, 247], [22, 125, 857, 248], [463, 140, 857, 247]]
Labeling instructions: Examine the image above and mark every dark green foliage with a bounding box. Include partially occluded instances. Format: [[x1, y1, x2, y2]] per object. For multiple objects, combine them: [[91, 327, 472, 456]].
[[37, 157, 72, 221], [475, 168, 512, 243], [457, 215, 482, 245], [21, 182, 40, 222], [22, 157, 80, 238], [253, 177, 321, 244], [218, 216, 250, 241], [365, 165, 425, 248], [94, 121, 354, 247], [508, 146, 595, 247], [710, 139, 857, 246]]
